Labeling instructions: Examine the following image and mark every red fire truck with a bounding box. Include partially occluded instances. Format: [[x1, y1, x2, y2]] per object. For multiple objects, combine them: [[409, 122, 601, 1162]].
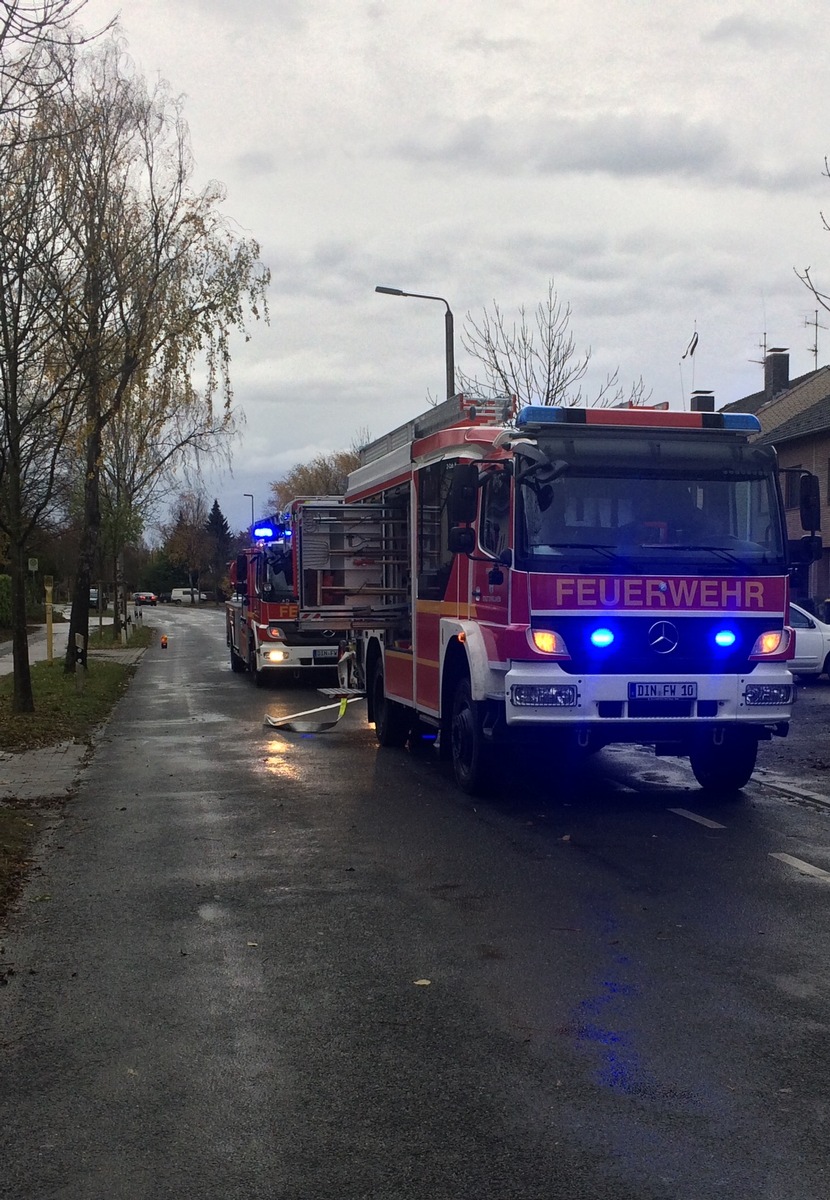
[[268, 396, 822, 794], [226, 507, 345, 683]]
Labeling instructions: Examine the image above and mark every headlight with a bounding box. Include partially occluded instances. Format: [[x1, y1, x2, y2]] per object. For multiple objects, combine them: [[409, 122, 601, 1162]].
[[749, 628, 793, 661], [744, 684, 793, 706], [266, 649, 287, 662], [511, 684, 578, 707], [528, 628, 569, 657]]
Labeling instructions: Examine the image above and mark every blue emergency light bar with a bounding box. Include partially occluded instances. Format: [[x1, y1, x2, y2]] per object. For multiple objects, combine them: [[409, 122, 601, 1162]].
[[252, 522, 279, 540], [514, 407, 761, 433]]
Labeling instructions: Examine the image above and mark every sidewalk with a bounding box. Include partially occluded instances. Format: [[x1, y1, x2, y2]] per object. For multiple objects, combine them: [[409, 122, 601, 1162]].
[[0, 623, 145, 801]]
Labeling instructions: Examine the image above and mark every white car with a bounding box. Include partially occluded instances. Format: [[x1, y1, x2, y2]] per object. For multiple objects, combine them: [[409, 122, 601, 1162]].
[[788, 602, 830, 680], [170, 588, 208, 604]]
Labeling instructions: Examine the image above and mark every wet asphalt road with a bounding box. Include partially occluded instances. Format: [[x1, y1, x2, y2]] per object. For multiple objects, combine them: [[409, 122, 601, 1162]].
[[2, 605, 830, 1199]]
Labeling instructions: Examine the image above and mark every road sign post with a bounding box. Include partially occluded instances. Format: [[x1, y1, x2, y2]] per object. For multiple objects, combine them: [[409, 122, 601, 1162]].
[[44, 575, 54, 662]]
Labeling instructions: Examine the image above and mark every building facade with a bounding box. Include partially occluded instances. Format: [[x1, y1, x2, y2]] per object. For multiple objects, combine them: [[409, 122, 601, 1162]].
[[721, 349, 830, 609]]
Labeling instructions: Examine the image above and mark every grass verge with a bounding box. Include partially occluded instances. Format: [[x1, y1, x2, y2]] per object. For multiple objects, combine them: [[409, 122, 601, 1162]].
[[0, 626, 153, 927], [0, 657, 138, 751]]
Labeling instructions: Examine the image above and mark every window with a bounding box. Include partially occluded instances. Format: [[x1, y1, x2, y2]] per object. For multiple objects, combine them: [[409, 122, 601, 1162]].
[[417, 459, 458, 599], [479, 469, 511, 557]]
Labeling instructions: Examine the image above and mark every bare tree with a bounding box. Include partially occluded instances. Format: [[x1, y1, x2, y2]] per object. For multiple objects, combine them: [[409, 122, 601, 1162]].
[[458, 278, 649, 409], [0, 98, 86, 711], [269, 449, 361, 513], [164, 490, 211, 596], [98, 370, 240, 635], [50, 41, 269, 672]]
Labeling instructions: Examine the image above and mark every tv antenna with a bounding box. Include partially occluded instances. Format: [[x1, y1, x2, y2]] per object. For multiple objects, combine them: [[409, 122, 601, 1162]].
[[749, 329, 768, 368], [804, 309, 827, 370]]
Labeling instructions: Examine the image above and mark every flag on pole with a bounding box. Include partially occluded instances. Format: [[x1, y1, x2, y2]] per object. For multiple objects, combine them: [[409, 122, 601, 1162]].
[[682, 331, 699, 359]]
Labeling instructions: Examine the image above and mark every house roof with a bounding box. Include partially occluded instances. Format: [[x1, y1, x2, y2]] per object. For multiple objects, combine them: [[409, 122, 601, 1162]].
[[721, 364, 830, 418], [756, 393, 830, 446]]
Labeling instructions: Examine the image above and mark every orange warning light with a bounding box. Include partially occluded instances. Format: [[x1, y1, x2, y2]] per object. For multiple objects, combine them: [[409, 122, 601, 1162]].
[[160, 634, 168, 649]]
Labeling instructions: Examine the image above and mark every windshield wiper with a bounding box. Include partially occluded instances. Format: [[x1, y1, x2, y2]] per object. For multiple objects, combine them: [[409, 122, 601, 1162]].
[[622, 542, 747, 565], [541, 541, 627, 563]]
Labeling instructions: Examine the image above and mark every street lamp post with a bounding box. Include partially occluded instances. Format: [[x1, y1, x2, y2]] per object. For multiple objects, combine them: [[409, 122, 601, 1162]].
[[243, 493, 254, 527], [375, 285, 455, 399]]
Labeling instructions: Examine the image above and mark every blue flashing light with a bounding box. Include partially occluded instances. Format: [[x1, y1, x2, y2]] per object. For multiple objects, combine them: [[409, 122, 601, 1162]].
[[252, 522, 278, 541], [513, 407, 762, 433], [590, 627, 615, 648], [714, 629, 737, 648], [516, 406, 568, 428], [720, 413, 761, 432]]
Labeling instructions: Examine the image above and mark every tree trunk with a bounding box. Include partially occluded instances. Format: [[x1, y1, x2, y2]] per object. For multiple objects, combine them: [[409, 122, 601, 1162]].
[[64, 412, 102, 674], [9, 539, 34, 714], [112, 548, 122, 638]]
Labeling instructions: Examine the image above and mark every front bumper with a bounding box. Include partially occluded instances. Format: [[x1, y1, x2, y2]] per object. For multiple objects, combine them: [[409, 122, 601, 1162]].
[[502, 661, 795, 727]]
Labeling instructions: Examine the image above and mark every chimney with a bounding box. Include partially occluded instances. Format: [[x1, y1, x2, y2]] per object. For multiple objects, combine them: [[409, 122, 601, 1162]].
[[765, 348, 789, 401], [690, 390, 715, 412]]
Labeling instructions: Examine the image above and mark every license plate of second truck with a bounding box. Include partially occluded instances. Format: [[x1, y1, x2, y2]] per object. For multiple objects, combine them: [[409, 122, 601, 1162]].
[[628, 681, 698, 699]]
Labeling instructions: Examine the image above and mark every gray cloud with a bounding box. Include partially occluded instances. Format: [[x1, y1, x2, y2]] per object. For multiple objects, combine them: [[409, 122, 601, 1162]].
[[393, 110, 731, 180], [235, 151, 277, 177], [702, 13, 799, 48]]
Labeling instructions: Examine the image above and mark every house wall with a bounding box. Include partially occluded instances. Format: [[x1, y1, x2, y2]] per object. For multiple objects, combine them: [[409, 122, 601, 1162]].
[[776, 435, 830, 605]]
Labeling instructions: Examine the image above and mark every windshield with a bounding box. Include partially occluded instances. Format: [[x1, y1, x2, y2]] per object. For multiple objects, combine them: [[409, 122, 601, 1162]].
[[519, 468, 785, 573]]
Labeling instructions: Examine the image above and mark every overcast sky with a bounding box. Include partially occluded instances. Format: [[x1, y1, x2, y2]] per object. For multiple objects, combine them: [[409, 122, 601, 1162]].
[[81, 0, 830, 534]]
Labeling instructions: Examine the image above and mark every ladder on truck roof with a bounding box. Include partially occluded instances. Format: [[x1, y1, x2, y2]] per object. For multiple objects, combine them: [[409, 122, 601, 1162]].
[[358, 394, 515, 466], [295, 499, 410, 632]]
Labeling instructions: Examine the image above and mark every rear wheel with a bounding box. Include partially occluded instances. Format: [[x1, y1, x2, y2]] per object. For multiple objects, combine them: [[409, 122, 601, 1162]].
[[689, 729, 758, 792], [372, 660, 410, 747], [450, 676, 493, 795]]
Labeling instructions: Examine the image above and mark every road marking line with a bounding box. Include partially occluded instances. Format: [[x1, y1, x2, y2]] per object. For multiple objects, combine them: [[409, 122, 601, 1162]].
[[668, 807, 726, 829], [754, 774, 830, 809], [769, 852, 830, 881]]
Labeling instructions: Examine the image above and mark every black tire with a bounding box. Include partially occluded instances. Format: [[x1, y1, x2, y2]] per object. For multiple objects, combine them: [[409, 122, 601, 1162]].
[[372, 660, 410, 747], [230, 643, 246, 673], [689, 730, 758, 792], [450, 676, 493, 795], [248, 641, 264, 687]]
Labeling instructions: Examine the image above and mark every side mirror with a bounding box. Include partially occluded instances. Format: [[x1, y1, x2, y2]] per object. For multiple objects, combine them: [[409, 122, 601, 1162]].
[[448, 526, 475, 555], [801, 533, 823, 563], [788, 535, 823, 565], [448, 463, 479, 525], [800, 472, 821, 533]]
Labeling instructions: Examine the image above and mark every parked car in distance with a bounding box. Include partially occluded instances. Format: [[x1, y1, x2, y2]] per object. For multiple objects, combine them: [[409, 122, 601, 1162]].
[[133, 591, 158, 606], [157, 592, 171, 604], [788, 602, 830, 680], [170, 587, 208, 604]]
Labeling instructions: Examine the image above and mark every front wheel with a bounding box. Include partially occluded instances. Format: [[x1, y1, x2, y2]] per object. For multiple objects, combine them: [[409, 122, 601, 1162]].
[[230, 642, 246, 673], [450, 676, 493, 795], [248, 641, 264, 687], [689, 730, 758, 792], [372, 661, 410, 747]]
